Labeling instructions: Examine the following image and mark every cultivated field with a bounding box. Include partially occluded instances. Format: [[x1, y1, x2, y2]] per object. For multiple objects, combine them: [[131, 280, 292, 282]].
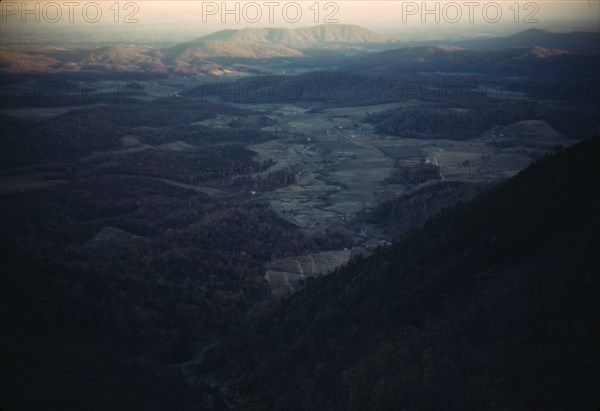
[[264, 249, 367, 296]]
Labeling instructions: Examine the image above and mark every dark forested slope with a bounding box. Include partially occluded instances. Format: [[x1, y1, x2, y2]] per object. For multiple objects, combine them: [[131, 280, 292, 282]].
[[221, 137, 600, 411]]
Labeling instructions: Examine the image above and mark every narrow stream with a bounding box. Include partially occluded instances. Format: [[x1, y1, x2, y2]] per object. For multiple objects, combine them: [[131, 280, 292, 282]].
[[179, 340, 233, 410]]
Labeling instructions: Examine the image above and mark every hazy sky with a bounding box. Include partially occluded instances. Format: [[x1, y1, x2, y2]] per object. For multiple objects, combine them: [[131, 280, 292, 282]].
[[1, 1, 599, 45], [138, 1, 600, 29]]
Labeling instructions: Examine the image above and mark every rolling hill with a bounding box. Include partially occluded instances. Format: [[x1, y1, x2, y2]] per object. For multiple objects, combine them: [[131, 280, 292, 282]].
[[80, 46, 167, 72], [160, 40, 304, 60], [347, 45, 600, 77], [477, 28, 600, 54], [0, 48, 60, 72]]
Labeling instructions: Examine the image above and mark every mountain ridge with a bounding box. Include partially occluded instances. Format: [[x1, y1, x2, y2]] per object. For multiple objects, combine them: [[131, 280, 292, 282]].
[[346, 44, 599, 77], [466, 28, 600, 53], [1, 27, 597, 75], [197, 24, 391, 47], [218, 137, 600, 410]]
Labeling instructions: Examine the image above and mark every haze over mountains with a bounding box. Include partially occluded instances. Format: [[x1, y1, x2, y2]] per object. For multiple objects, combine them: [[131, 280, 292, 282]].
[[1, 25, 598, 75]]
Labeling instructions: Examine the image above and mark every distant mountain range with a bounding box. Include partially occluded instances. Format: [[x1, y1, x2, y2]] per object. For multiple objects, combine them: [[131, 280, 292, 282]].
[[161, 40, 304, 59], [346, 45, 599, 77], [0, 26, 597, 76], [79, 46, 166, 73], [197, 24, 392, 47], [472, 28, 600, 53], [0, 48, 61, 72]]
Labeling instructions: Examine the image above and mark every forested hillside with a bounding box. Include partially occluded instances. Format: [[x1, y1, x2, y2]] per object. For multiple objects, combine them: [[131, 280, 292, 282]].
[[0, 177, 350, 410], [219, 137, 600, 411]]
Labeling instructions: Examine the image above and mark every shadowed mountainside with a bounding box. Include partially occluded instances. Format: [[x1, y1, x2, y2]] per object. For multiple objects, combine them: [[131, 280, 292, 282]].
[[218, 137, 600, 411]]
